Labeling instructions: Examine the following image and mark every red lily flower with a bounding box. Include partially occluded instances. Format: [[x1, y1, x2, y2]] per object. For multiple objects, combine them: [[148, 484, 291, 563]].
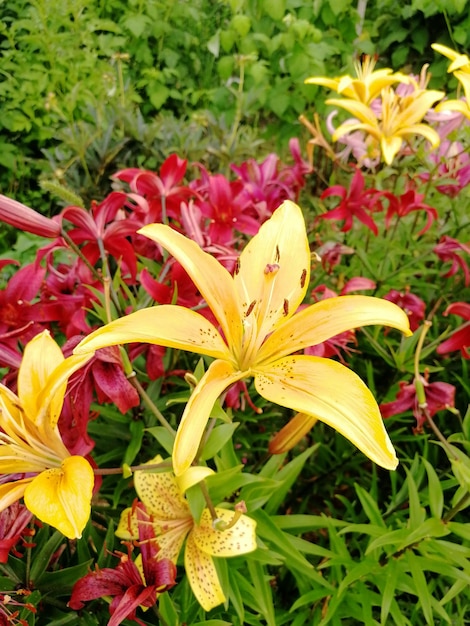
[[114, 154, 193, 225], [69, 503, 176, 626], [0, 194, 61, 238], [191, 168, 258, 243], [62, 192, 142, 281], [433, 236, 470, 286], [230, 138, 311, 219], [319, 169, 384, 235], [0, 502, 34, 563], [383, 288, 426, 331], [437, 302, 470, 359], [380, 374, 456, 430], [383, 187, 438, 236]]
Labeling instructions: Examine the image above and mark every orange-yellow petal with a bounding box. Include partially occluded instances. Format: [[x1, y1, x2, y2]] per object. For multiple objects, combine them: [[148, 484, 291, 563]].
[[184, 531, 226, 611], [269, 413, 318, 454], [139, 223, 243, 350], [24, 456, 94, 538], [74, 306, 231, 361], [234, 200, 310, 337], [255, 356, 398, 470], [18, 331, 65, 425], [257, 295, 411, 365], [0, 479, 31, 512], [173, 360, 244, 476], [192, 508, 257, 557]]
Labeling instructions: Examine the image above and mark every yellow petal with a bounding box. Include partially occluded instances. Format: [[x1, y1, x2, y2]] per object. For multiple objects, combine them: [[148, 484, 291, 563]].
[[18, 331, 64, 424], [431, 43, 460, 62], [176, 466, 215, 493], [184, 531, 226, 611], [234, 200, 310, 337], [74, 306, 231, 361], [269, 413, 318, 454], [173, 360, 244, 476], [304, 76, 341, 90], [192, 508, 257, 557], [115, 505, 191, 563], [257, 295, 411, 365], [36, 352, 94, 430], [24, 456, 94, 538], [134, 455, 189, 518], [139, 223, 243, 350], [326, 98, 377, 125], [254, 356, 398, 470], [436, 98, 470, 119], [381, 135, 404, 165], [0, 479, 31, 511]]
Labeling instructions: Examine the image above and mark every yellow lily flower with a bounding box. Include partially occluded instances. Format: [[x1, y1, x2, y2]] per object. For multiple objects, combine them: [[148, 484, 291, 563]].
[[116, 457, 257, 611], [0, 331, 94, 538], [328, 85, 444, 164], [76, 200, 411, 475], [432, 43, 470, 119], [305, 55, 409, 104]]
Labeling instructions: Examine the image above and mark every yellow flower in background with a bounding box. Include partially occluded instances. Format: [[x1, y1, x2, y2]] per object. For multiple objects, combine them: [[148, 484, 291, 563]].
[[0, 331, 94, 538], [305, 55, 409, 105], [432, 43, 470, 119], [117, 457, 257, 611], [328, 85, 444, 164], [76, 201, 411, 475]]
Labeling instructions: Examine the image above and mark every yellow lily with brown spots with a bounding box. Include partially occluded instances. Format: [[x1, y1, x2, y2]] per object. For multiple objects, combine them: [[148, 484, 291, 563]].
[[116, 456, 257, 611], [75, 200, 411, 475], [0, 331, 94, 538]]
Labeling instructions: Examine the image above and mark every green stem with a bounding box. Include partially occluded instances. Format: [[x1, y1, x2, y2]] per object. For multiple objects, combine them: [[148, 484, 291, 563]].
[[94, 459, 172, 476], [127, 372, 176, 436]]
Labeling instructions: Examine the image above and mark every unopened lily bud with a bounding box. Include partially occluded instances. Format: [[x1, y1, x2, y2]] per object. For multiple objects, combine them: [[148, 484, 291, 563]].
[[0, 194, 61, 238]]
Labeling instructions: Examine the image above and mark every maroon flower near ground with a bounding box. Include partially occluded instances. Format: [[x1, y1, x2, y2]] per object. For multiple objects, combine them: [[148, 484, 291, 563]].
[[383, 288, 426, 331], [380, 375, 456, 430], [436, 302, 470, 359], [69, 503, 176, 626], [433, 236, 470, 286], [319, 169, 384, 235], [0, 502, 34, 563], [383, 187, 437, 236]]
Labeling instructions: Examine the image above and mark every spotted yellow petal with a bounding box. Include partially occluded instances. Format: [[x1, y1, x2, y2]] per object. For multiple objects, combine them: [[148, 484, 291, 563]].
[[116, 505, 191, 562], [139, 223, 243, 350], [173, 360, 244, 476], [269, 413, 318, 454], [184, 531, 226, 611], [234, 201, 310, 337], [192, 508, 257, 557], [255, 356, 398, 470], [257, 295, 411, 365], [24, 456, 94, 538], [133, 455, 188, 519], [75, 306, 231, 361]]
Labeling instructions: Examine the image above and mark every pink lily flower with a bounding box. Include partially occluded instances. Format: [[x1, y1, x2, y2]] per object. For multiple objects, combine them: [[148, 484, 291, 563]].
[[434, 236, 470, 286]]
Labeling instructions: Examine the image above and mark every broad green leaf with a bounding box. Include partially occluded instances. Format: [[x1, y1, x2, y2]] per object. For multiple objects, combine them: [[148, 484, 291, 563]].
[[200, 422, 239, 460], [406, 550, 434, 625], [380, 557, 399, 624], [146, 426, 175, 454], [404, 466, 426, 529]]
